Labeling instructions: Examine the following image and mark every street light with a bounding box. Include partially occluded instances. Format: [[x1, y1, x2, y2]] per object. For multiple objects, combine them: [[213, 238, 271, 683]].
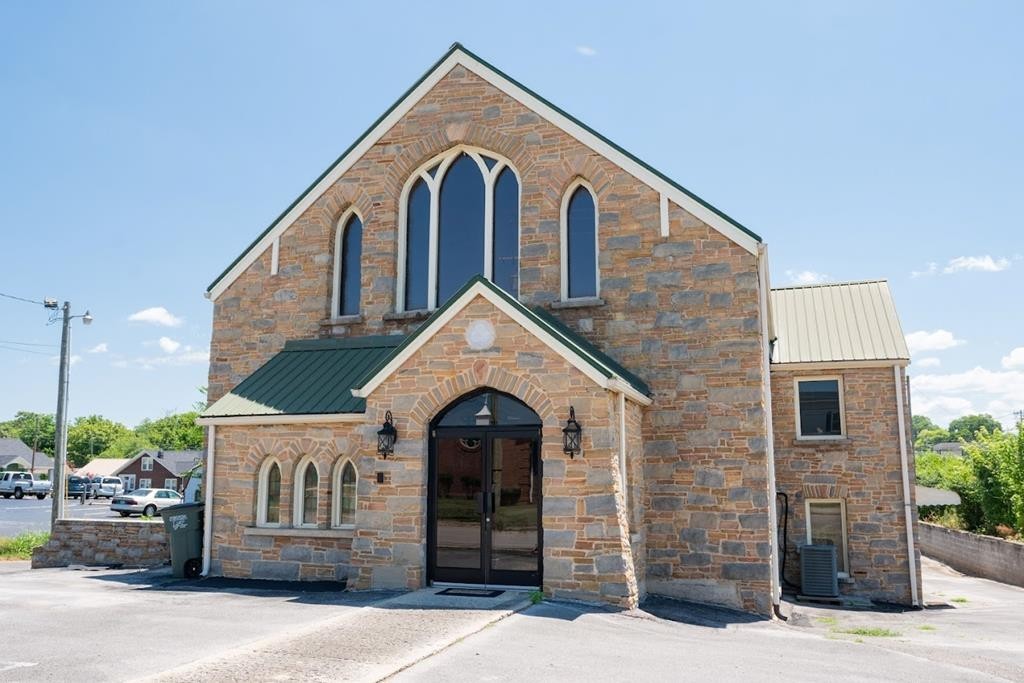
[[49, 301, 93, 525]]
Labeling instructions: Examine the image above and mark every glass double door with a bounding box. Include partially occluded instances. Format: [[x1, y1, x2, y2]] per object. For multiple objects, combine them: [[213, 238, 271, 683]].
[[429, 429, 542, 587]]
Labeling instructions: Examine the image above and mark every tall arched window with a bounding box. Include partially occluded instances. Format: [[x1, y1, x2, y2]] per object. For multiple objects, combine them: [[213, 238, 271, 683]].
[[256, 458, 282, 527], [294, 457, 319, 528], [333, 212, 363, 317], [332, 459, 357, 527], [398, 146, 520, 311], [561, 182, 599, 300]]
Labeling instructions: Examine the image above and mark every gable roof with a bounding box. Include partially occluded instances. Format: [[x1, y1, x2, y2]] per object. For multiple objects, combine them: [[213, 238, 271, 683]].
[[770, 280, 909, 365], [135, 450, 205, 476], [199, 336, 405, 422], [352, 276, 651, 404], [206, 43, 762, 300], [0, 437, 32, 458], [77, 458, 131, 478]]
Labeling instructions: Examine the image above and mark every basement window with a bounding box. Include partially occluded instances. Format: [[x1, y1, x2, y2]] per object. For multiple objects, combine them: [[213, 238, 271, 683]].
[[795, 377, 845, 439], [805, 499, 850, 576]]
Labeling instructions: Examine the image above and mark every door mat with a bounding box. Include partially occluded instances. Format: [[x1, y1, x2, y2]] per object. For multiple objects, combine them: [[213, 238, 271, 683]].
[[435, 588, 505, 598]]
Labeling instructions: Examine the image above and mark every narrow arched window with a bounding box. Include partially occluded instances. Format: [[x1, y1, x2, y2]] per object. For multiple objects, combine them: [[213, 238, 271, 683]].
[[398, 147, 521, 311], [333, 460, 357, 527], [337, 213, 362, 316], [563, 184, 598, 300], [257, 459, 281, 527], [405, 179, 430, 311], [294, 458, 319, 527], [438, 153, 486, 303]]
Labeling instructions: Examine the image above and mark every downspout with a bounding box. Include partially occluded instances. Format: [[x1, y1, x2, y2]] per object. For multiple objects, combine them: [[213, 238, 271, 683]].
[[201, 424, 216, 577], [619, 390, 628, 521], [893, 364, 920, 607], [757, 244, 782, 610]]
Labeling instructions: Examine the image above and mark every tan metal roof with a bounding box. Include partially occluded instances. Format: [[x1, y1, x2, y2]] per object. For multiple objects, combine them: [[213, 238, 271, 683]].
[[770, 280, 909, 364], [76, 458, 131, 477]]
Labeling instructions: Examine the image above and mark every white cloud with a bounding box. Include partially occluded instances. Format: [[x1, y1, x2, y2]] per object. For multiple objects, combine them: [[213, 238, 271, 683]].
[[911, 366, 1024, 428], [911, 262, 938, 278], [112, 345, 208, 371], [158, 337, 181, 354], [905, 329, 965, 354], [916, 357, 941, 368], [70, 355, 82, 367], [87, 343, 108, 354], [943, 255, 1011, 274], [784, 270, 830, 285], [1002, 347, 1024, 369], [128, 306, 183, 327], [575, 45, 597, 57]]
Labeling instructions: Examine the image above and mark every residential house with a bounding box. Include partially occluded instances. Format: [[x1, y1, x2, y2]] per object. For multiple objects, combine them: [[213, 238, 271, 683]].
[[115, 450, 203, 493], [0, 438, 54, 479], [196, 44, 921, 615], [77, 457, 131, 481]]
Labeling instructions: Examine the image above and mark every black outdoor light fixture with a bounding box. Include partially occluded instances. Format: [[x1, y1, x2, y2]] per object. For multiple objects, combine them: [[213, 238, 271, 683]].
[[377, 410, 397, 458], [562, 406, 582, 458]]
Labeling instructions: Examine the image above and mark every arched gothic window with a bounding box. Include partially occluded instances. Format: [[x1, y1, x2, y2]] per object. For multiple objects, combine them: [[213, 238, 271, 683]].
[[293, 457, 319, 528], [332, 459, 357, 527], [398, 147, 520, 311], [332, 211, 363, 317], [256, 458, 282, 527], [561, 182, 599, 300]]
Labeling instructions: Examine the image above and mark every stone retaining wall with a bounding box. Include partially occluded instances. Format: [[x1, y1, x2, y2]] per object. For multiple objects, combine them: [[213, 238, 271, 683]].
[[31, 519, 168, 568], [919, 522, 1024, 588]]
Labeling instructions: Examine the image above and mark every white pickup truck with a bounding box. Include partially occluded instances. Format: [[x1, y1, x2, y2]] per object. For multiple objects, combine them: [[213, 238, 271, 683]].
[[0, 471, 53, 499]]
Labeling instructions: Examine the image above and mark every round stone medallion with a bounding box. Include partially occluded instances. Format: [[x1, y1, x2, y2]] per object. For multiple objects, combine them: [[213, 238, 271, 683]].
[[465, 319, 496, 350]]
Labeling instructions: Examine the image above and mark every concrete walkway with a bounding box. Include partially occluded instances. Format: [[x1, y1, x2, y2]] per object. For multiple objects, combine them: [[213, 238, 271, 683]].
[[148, 589, 532, 682]]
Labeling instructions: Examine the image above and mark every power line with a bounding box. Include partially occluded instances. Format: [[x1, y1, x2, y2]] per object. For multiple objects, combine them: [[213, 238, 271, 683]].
[[0, 291, 45, 306], [0, 339, 57, 347], [0, 343, 52, 356]]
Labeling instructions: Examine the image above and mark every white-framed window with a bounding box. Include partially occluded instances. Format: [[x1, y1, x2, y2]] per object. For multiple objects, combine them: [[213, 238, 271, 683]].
[[331, 459, 357, 528], [331, 209, 364, 317], [293, 456, 320, 528], [141, 456, 153, 471], [139, 478, 152, 489], [560, 179, 599, 301], [805, 498, 850, 577], [122, 474, 136, 491], [256, 457, 282, 527], [164, 478, 177, 491], [794, 376, 845, 439], [396, 145, 521, 312]]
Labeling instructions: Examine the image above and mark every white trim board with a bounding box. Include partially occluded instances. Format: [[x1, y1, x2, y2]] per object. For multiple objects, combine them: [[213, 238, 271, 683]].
[[206, 47, 759, 301], [352, 280, 652, 406], [196, 413, 366, 426]]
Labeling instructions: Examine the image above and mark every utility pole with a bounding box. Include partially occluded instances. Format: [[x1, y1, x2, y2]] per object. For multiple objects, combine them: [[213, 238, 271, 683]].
[[31, 414, 39, 477]]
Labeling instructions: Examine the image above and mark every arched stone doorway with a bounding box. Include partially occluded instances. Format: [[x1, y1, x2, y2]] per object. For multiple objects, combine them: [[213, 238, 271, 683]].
[[428, 389, 542, 587]]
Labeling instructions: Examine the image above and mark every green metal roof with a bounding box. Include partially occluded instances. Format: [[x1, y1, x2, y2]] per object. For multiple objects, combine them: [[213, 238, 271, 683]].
[[201, 335, 405, 418], [356, 276, 652, 398], [206, 42, 761, 295]]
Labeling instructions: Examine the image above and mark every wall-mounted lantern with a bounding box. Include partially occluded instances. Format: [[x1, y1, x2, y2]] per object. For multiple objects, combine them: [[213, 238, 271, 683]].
[[377, 410, 397, 458], [562, 406, 582, 458]]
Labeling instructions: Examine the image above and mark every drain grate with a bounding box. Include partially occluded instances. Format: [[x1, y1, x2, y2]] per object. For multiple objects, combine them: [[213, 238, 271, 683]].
[[435, 588, 505, 598]]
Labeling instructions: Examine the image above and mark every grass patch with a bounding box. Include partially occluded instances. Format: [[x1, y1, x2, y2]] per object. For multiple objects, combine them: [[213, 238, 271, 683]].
[[833, 627, 902, 638], [951, 597, 969, 604], [0, 531, 50, 560], [529, 590, 544, 605], [815, 616, 838, 626], [918, 625, 937, 631]]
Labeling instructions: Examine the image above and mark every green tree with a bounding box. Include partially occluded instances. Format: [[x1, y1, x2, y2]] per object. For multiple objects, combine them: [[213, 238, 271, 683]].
[[915, 427, 951, 451], [98, 433, 155, 459], [916, 451, 984, 530], [135, 412, 203, 451], [911, 415, 938, 441], [966, 428, 1024, 533], [0, 411, 56, 455], [67, 415, 130, 467], [949, 414, 1002, 442]]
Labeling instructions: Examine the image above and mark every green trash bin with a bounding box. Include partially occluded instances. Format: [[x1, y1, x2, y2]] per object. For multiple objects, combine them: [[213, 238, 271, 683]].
[[160, 502, 205, 579]]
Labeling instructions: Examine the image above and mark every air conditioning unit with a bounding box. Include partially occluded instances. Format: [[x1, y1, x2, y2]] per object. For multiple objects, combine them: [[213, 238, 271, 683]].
[[800, 544, 839, 598]]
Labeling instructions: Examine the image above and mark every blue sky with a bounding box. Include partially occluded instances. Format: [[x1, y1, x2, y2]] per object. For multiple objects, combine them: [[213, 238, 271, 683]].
[[1, 1, 1021, 429]]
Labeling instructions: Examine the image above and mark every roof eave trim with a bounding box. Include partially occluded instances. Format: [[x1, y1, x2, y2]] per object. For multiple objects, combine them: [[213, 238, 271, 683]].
[[770, 359, 909, 371], [206, 44, 760, 301], [196, 413, 366, 426]]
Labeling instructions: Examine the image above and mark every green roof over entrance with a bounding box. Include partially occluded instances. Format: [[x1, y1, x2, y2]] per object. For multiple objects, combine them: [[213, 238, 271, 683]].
[[200, 335, 404, 418]]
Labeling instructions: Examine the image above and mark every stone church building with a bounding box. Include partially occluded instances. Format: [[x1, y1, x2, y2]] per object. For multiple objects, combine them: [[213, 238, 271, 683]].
[[198, 44, 921, 616]]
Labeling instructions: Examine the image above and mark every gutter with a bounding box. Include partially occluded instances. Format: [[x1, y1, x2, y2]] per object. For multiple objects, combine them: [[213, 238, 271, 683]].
[[201, 424, 216, 577], [893, 365, 921, 607], [757, 243, 782, 609]]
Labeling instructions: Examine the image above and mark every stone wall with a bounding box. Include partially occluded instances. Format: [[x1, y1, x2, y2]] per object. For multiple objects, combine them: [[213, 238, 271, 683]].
[[919, 522, 1024, 589], [32, 519, 168, 568], [210, 424, 356, 582], [207, 63, 772, 613], [771, 365, 922, 604]]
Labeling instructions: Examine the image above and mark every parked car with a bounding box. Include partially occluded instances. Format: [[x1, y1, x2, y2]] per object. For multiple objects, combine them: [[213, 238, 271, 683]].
[[90, 476, 125, 499], [110, 488, 183, 517], [67, 475, 93, 498], [0, 471, 52, 499]]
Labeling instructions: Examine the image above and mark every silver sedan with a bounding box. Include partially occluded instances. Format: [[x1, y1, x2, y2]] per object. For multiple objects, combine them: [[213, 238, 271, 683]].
[[110, 489, 183, 517]]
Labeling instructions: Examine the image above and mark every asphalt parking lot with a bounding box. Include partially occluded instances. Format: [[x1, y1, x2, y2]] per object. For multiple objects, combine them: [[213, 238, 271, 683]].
[[0, 497, 125, 535], [0, 556, 1020, 682]]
